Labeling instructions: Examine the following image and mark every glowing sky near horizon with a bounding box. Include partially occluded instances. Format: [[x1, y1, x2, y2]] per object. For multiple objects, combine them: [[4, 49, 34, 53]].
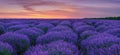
[[0, 0, 120, 18]]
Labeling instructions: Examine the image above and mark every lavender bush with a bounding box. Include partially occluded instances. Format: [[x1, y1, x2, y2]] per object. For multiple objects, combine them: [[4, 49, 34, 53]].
[[74, 25, 95, 34], [59, 20, 72, 27], [27, 27, 45, 35], [36, 23, 55, 32], [80, 30, 98, 40], [15, 28, 44, 45], [7, 24, 30, 32], [81, 33, 120, 55], [48, 25, 73, 32], [36, 31, 78, 45], [96, 25, 116, 32], [0, 42, 15, 55], [5, 21, 23, 27], [0, 32, 30, 54], [25, 40, 79, 55], [72, 22, 86, 29], [104, 28, 120, 37]]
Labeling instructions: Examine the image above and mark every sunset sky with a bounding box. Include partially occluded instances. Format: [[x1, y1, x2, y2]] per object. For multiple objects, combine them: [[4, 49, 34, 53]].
[[0, 0, 120, 18]]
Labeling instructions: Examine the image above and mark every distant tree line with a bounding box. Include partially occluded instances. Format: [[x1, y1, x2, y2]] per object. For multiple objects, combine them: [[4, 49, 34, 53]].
[[91, 16, 120, 20], [102, 16, 120, 20]]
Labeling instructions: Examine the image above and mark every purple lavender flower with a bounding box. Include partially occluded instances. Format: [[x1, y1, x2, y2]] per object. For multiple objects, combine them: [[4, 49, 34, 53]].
[[59, 20, 72, 27], [15, 28, 44, 45], [72, 22, 86, 29], [28, 27, 45, 34], [96, 25, 116, 32], [46, 40, 79, 55], [94, 20, 116, 27], [88, 44, 120, 55], [7, 24, 30, 32], [24, 45, 49, 55], [25, 40, 79, 55], [104, 44, 120, 55], [0, 22, 5, 26], [74, 25, 95, 34], [80, 30, 98, 40], [81, 33, 120, 55], [36, 23, 55, 32], [49, 20, 61, 26], [82, 20, 96, 26], [48, 25, 73, 32], [0, 32, 30, 54], [104, 28, 120, 37], [0, 41, 15, 55], [36, 31, 78, 45], [82, 33, 120, 48], [6, 21, 23, 27]]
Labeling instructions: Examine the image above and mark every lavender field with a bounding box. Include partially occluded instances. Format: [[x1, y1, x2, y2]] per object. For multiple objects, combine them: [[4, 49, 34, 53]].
[[0, 19, 120, 55]]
